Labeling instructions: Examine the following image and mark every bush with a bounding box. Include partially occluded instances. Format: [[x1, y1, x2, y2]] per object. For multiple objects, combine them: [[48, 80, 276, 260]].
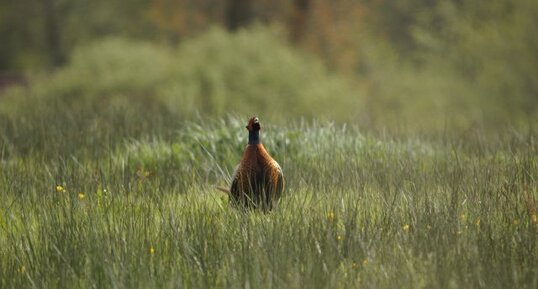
[[158, 26, 360, 121], [1, 26, 360, 121], [0, 26, 361, 158]]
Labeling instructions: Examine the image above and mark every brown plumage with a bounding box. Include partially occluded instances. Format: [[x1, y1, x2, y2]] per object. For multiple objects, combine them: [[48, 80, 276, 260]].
[[229, 117, 284, 211]]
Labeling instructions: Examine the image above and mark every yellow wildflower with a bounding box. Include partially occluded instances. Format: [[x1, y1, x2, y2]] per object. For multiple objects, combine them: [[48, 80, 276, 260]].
[[56, 185, 66, 193], [362, 259, 368, 266], [137, 168, 151, 179], [78, 192, 85, 200], [336, 235, 343, 241], [17, 266, 26, 273], [402, 224, 410, 232], [352, 262, 358, 269], [327, 212, 336, 222], [149, 246, 155, 255]]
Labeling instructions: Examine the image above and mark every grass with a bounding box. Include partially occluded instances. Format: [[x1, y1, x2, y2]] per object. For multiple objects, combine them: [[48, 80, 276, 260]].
[[0, 115, 537, 289], [0, 27, 536, 289]]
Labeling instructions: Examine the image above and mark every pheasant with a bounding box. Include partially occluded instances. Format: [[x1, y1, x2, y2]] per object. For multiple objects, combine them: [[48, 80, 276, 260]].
[[226, 117, 284, 211]]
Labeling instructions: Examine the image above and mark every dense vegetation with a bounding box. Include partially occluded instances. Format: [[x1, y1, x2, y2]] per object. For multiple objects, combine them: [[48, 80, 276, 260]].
[[1, 113, 537, 288], [1, 1, 537, 287], [2, 1, 537, 129], [1, 27, 537, 288]]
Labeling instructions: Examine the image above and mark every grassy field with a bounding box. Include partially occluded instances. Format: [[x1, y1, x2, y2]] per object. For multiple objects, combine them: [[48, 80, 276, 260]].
[[0, 29, 537, 289], [1, 113, 537, 289]]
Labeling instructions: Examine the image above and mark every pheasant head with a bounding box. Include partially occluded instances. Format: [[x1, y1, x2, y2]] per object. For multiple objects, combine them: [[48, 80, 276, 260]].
[[246, 116, 261, 132], [246, 116, 261, 144]]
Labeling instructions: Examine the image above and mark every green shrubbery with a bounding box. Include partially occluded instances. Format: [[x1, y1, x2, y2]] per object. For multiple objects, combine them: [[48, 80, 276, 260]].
[[1, 26, 359, 122], [0, 26, 364, 159], [1, 23, 536, 145], [157, 27, 359, 120]]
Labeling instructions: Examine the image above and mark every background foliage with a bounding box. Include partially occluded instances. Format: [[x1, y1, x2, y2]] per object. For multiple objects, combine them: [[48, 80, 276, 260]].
[[1, 0, 537, 131]]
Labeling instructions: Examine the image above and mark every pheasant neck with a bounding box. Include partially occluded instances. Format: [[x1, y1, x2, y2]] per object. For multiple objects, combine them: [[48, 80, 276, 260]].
[[248, 130, 261, 145]]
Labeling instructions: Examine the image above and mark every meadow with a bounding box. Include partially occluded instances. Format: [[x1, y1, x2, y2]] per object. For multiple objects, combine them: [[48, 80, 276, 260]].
[[1, 28, 537, 289]]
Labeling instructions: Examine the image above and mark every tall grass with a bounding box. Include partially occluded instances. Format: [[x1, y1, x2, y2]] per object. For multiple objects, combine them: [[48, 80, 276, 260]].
[[1, 116, 536, 289]]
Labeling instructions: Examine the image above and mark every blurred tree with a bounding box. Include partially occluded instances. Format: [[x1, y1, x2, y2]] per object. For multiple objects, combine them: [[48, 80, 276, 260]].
[[288, 0, 310, 43], [0, 0, 49, 70], [0, 0, 536, 128], [226, 0, 253, 30], [42, 0, 66, 66], [148, 0, 225, 41], [412, 0, 538, 123], [296, 0, 368, 73], [0, 0, 152, 71], [365, 0, 439, 56]]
